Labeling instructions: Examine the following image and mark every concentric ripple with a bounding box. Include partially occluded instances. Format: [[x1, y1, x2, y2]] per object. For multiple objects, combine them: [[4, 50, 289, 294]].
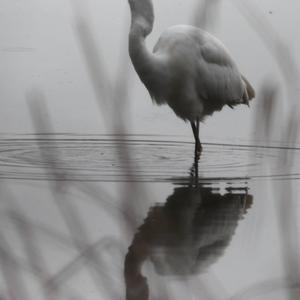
[[0, 134, 299, 182]]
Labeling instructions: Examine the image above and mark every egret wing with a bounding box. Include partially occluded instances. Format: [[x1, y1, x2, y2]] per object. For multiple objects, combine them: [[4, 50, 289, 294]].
[[195, 36, 245, 107]]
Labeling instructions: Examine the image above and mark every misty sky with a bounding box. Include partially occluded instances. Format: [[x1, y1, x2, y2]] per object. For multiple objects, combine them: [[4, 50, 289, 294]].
[[0, 0, 299, 142]]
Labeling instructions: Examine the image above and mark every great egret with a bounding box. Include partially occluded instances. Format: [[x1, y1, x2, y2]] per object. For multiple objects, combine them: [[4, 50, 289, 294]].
[[127, 0, 255, 158]]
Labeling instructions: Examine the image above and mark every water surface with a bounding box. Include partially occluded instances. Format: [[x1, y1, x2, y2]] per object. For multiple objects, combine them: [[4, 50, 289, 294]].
[[0, 134, 299, 300]]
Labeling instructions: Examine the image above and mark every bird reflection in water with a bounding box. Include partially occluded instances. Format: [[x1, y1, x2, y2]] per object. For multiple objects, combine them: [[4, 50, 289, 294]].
[[124, 163, 252, 300]]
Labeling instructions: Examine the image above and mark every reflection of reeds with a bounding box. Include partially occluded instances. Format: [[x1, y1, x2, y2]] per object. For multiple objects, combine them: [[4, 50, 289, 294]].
[[71, 5, 151, 237], [27, 93, 123, 299], [0, 231, 30, 300], [244, 3, 300, 299]]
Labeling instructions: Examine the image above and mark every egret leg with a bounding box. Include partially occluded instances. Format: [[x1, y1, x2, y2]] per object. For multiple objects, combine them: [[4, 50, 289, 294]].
[[190, 118, 202, 160], [195, 118, 202, 157]]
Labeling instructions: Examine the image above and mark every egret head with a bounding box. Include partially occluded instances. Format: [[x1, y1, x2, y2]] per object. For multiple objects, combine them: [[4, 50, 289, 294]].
[[128, 0, 154, 36]]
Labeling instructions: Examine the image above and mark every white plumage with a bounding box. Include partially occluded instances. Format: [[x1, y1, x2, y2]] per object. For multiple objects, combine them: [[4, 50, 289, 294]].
[[128, 0, 255, 157]]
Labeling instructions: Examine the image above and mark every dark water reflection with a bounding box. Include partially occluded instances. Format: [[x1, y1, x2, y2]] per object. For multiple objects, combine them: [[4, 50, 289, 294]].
[[125, 183, 252, 299]]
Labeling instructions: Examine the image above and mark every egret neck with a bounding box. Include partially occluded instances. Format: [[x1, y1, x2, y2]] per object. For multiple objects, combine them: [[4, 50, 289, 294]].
[[128, 0, 161, 88]]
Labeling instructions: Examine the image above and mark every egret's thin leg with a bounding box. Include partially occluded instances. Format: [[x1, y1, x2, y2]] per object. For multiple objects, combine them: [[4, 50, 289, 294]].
[[196, 117, 202, 152], [191, 121, 197, 139], [190, 120, 202, 160]]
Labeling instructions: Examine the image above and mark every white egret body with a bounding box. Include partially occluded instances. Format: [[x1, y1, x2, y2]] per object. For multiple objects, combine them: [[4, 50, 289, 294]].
[[128, 0, 255, 157]]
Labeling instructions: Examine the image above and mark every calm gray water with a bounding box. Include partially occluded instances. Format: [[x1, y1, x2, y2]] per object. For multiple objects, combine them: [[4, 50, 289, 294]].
[[0, 134, 299, 300], [1, 134, 299, 182]]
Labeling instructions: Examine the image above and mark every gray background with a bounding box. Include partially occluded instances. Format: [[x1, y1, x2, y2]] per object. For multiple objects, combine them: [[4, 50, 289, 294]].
[[1, 0, 299, 142]]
